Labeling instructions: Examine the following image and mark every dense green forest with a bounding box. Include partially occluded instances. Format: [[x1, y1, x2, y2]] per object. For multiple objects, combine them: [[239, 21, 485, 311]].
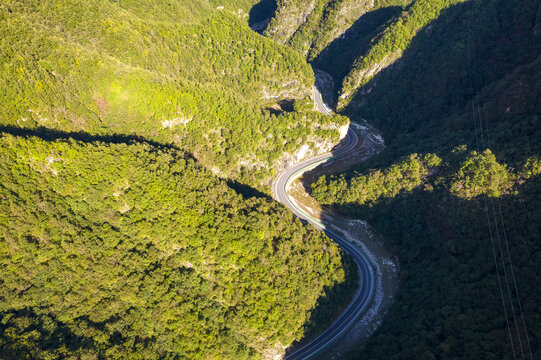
[[0, 0, 358, 358], [0, 132, 349, 359], [312, 149, 541, 358], [2, 0, 540, 358], [301, 0, 541, 357], [0, 0, 348, 188], [312, 153, 442, 205]]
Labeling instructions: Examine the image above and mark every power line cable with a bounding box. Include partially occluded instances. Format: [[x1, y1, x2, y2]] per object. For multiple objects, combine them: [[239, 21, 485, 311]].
[[489, 195, 526, 358], [510, 200, 541, 289], [466, 1, 520, 358], [483, 105, 533, 359]]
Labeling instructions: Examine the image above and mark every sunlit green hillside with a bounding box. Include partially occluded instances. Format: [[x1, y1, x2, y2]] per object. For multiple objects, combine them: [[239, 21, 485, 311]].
[[0, 0, 347, 186], [0, 132, 347, 359], [0, 1, 356, 358]]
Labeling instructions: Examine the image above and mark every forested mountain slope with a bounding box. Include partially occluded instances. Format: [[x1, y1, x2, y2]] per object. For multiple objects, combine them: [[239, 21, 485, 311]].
[[0, 1, 358, 358], [265, 0, 524, 109], [0, 132, 347, 359], [0, 0, 348, 187], [303, 0, 541, 358], [265, 0, 414, 61]]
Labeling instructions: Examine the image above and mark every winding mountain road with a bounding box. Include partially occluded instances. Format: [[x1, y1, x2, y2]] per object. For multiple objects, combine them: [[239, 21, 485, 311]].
[[273, 85, 376, 360]]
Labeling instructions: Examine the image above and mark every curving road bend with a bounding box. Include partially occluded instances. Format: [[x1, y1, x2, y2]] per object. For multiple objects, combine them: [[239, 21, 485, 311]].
[[273, 85, 376, 360]]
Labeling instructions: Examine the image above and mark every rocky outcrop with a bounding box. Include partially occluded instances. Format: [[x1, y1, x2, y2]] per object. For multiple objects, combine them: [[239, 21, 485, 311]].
[[338, 49, 402, 109], [264, 0, 318, 44], [265, 0, 375, 60]]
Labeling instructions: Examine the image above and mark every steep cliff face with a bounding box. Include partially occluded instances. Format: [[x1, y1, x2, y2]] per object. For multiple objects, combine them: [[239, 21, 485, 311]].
[[265, 0, 377, 60], [337, 0, 469, 109], [265, 0, 319, 46], [346, 0, 541, 140], [338, 49, 402, 107], [263, 0, 471, 110]]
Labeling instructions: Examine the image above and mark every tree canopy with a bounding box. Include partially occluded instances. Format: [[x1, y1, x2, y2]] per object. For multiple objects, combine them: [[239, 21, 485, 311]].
[[0, 133, 347, 359]]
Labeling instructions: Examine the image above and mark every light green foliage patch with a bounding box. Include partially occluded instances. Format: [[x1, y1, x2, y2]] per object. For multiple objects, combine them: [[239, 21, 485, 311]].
[[449, 150, 512, 199], [312, 153, 441, 205], [519, 156, 541, 180]]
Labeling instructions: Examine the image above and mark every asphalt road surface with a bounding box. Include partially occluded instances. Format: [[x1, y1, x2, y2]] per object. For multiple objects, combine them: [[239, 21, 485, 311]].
[[273, 86, 376, 360]]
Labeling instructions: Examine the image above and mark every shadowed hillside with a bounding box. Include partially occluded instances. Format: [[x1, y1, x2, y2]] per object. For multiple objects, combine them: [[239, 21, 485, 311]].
[[306, 0, 541, 358]]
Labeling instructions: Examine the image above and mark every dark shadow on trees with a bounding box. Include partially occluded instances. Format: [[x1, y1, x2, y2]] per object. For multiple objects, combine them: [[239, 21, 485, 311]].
[[311, 6, 404, 103], [317, 175, 540, 358], [0, 309, 97, 358], [340, 1, 476, 143], [284, 0, 541, 356], [248, 0, 276, 31], [265, 106, 282, 116], [265, 99, 296, 115], [340, 0, 540, 149], [0, 125, 188, 155], [288, 0, 541, 357], [278, 99, 295, 112], [226, 179, 271, 200], [313, 69, 335, 111]]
